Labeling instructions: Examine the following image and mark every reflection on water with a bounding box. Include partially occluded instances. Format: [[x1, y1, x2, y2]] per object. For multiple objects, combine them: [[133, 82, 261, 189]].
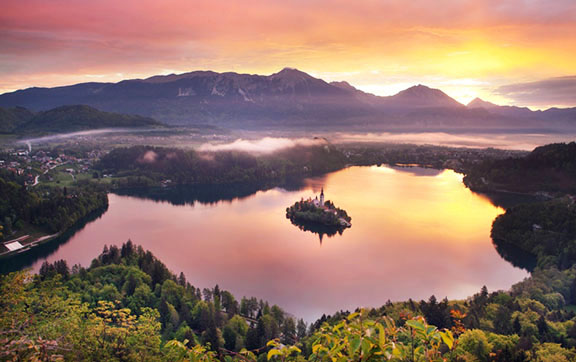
[[475, 191, 545, 210], [287, 219, 346, 244], [8, 166, 528, 321], [0, 206, 108, 274], [390, 166, 443, 177], [115, 179, 308, 206], [492, 238, 538, 272]]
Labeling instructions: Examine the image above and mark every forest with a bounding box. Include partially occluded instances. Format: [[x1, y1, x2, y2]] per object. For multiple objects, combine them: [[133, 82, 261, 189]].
[[463, 142, 576, 194], [0, 171, 108, 241], [491, 197, 576, 271], [96, 143, 348, 187], [0, 104, 164, 134], [3, 240, 576, 361]]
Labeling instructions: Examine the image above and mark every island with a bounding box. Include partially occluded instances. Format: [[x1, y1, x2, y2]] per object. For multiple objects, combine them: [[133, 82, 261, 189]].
[[286, 188, 351, 239]]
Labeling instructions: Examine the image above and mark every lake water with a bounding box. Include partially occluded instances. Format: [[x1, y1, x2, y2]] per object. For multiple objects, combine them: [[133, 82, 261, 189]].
[[12, 166, 528, 321]]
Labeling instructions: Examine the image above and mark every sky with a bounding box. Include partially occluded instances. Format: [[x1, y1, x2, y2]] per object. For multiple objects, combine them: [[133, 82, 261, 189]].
[[1, 0, 575, 109]]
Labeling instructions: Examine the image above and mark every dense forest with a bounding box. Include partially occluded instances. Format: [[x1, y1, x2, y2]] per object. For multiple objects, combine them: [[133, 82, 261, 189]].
[[0, 104, 164, 134], [3, 241, 576, 361], [463, 142, 576, 194], [0, 171, 108, 241], [492, 197, 576, 271], [342, 143, 525, 173], [96, 143, 347, 187]]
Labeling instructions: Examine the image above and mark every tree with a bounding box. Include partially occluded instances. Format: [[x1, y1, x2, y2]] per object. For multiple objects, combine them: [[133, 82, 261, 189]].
[[296, 319, 307, 340], [178, 272, 187, 287], [457, 329, 493, 362]]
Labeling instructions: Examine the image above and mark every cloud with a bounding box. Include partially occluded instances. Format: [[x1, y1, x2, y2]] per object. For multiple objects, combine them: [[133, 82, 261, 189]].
[[496, 76, 576, 107], [198, 137, 326, 154], [0, 0, 575, 107]]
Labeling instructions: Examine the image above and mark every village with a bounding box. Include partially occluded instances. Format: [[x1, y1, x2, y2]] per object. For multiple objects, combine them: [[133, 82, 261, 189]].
[[0, 146, 106, 187]]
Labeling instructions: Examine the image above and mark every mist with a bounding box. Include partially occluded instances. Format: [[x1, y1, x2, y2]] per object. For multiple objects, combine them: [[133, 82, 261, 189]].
[[331, 131, 576, 151], [18, 128, 138, 146], [198, 137, 327, 154]]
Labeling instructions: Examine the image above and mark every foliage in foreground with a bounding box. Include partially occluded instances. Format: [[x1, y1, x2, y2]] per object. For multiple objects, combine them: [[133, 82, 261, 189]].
[[0, 271, 465, 362], [3, 245, 576, 361]]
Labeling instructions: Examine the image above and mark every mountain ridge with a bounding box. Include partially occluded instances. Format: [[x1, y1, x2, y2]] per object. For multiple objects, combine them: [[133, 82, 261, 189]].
[[0, 68, 574, 130]]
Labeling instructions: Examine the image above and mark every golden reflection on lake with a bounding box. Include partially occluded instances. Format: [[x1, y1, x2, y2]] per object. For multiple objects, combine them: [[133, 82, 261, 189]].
[[31, 166, 528, 321]]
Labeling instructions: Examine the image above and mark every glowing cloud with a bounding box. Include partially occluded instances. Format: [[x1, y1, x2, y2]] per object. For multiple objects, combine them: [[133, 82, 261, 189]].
[[0, 0, 575, 107]]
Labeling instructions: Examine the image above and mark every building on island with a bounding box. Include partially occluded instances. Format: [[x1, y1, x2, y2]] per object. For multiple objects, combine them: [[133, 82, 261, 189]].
[[311, 188, 325, 207]]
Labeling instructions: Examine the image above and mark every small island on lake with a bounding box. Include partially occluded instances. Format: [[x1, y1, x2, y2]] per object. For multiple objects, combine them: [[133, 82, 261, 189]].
[[286, 189, 352, 235]]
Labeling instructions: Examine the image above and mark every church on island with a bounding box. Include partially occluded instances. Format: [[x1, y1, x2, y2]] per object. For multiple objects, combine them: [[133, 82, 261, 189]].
[[299, 188, 327, 208], [289, 187, 352, 229], [311, 188, 325, 208]]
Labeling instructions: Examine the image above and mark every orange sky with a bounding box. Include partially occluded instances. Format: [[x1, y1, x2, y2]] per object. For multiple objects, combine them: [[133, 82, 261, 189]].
[[1, 0, 575, 108]]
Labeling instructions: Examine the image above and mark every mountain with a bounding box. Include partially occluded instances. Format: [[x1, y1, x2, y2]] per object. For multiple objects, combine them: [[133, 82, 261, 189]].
[[382, 84, 463, 109], [0, 69, 574, 130], [467, 97, 576, 126], [467, 97, 535, 118], [0, 105, 164, 134], [0, 68, 375, 127]]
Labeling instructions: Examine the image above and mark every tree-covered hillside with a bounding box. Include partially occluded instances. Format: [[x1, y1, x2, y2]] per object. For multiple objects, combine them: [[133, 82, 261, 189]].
[[0, 104, 164, 134], [464, 142, 576, 194], [492, 197, 576, 270], [3, 241, 576, 361], [96, 143, 347, 186], [0, 106, 34, 133], [0, 171, 108, 241]]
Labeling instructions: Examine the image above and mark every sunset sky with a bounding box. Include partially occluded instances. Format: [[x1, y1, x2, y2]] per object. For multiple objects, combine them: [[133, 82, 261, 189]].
[[1, 0, 575, 108]]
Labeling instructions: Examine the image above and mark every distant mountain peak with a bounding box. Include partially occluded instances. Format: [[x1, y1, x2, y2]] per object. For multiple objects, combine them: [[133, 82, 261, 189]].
[[390, 84, 463, 108], [468, 97, 497, 108], [399, 84, 440, 95], [271, 67, 313, 79]]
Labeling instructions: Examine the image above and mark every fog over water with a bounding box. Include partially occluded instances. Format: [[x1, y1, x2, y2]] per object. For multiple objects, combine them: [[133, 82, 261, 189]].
[[14, 128, 576, 152]]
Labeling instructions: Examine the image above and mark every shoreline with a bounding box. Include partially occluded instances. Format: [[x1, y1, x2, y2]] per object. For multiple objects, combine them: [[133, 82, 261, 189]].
[[0, 232, 61, 259]]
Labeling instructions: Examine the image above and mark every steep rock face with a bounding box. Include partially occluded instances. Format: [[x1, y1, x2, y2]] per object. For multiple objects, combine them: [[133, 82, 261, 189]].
[[0, 68, 371, 125]]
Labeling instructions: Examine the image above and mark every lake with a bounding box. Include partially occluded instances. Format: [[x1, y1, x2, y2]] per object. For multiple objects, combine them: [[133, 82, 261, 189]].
[[9, 166, 528, 321]]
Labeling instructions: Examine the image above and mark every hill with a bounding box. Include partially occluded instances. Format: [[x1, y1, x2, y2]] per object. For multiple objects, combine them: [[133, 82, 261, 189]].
[[1, 68, 574, 130], [468, 97, 576, 124], [463, 142, 576, 194], [0, 105, 165, 134], [0, 106, 34, 133], [3, 241, 576, 361]]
